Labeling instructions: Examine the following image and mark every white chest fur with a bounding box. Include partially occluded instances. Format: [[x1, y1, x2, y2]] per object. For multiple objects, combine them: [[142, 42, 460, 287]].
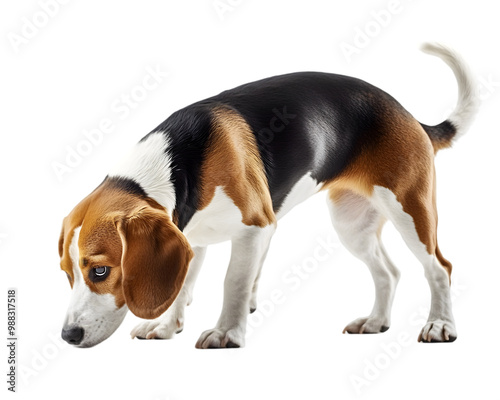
[[183, 187, 248, 247], [184, 173, 322, 246]]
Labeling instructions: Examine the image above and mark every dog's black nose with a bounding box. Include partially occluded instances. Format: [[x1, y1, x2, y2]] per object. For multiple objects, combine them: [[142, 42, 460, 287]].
[[61, 325, 84, 345]]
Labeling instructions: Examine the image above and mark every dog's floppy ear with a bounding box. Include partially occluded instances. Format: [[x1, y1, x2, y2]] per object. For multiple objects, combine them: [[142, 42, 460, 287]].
[[58, 221, 65, 258], [116, 206, 193, 319]]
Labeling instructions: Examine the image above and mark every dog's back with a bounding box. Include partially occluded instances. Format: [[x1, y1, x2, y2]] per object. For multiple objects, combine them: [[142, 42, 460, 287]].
[[150, 71, 415, 223]]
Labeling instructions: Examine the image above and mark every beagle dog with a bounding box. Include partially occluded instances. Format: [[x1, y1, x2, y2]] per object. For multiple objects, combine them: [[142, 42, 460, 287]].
[[58, 43, 478, 348]]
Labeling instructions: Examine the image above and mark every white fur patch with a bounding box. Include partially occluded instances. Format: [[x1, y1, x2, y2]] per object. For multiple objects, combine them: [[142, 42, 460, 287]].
[[276, 172, 323, 219], [63, 226, 128, 347], [371, 186, 430, 263], [183, 186, 247, 247], [108, 132, 176, 213], [421, 42, 479, 142]]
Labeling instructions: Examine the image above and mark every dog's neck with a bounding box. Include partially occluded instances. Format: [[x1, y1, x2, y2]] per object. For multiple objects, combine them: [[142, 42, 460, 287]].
[[107, 132, 177, 219]]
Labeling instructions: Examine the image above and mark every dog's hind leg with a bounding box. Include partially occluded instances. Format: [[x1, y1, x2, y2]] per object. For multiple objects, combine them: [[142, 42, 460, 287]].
[[371, 173, 457, 342], [327, 189, 400, 334]]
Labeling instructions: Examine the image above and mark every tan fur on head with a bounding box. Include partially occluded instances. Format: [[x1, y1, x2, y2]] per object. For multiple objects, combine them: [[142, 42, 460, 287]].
[[59, 179, 193, 318]]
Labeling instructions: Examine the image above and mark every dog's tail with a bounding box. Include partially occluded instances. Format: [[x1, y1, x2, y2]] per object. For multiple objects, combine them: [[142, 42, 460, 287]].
[[419, 42, 479, 151]]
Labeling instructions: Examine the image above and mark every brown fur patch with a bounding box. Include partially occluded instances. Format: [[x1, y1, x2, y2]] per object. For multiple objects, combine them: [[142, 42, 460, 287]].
[[116, 206, 193, 319], [436, 244, 452, 280], [59, 180, 169, 308], [324, 109, 449, 276], [199, 106, 276, 227], [79, 213, 126, 308]]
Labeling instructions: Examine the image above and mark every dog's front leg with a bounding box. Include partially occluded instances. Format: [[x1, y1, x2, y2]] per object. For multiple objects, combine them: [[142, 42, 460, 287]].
[[195, 225, 275, 348]]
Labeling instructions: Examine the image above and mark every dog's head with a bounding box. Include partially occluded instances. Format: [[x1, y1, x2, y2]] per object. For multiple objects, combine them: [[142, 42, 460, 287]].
[[58, 179, 193, 348]]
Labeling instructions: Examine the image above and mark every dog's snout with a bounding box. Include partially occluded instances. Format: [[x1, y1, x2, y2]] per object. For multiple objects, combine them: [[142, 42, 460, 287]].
[[61, 325, 84, 345]]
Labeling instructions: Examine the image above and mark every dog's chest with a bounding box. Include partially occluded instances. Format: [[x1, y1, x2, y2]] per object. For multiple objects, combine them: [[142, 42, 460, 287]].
[[182, 186, 247, 247]]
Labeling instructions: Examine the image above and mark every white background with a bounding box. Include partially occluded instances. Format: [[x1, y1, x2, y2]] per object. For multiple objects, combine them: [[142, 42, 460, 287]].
[[1, 0, 499, 399]]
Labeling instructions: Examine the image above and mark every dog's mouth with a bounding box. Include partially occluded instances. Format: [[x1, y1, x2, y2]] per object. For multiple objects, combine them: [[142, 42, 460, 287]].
[[62, 316, 127, 348], [74, 340, 99, 349], [62, 305, 128, 348]]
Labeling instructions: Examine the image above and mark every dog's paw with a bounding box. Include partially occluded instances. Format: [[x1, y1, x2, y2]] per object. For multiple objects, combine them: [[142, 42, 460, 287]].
[[195, 327, 244, 349], [418, 319, 457, 343], [343, 316, 390, 334], [131, 316, 183, 340]]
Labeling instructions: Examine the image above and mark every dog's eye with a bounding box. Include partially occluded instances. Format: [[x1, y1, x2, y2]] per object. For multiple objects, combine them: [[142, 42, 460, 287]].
[[89, 266, 110, 282]]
